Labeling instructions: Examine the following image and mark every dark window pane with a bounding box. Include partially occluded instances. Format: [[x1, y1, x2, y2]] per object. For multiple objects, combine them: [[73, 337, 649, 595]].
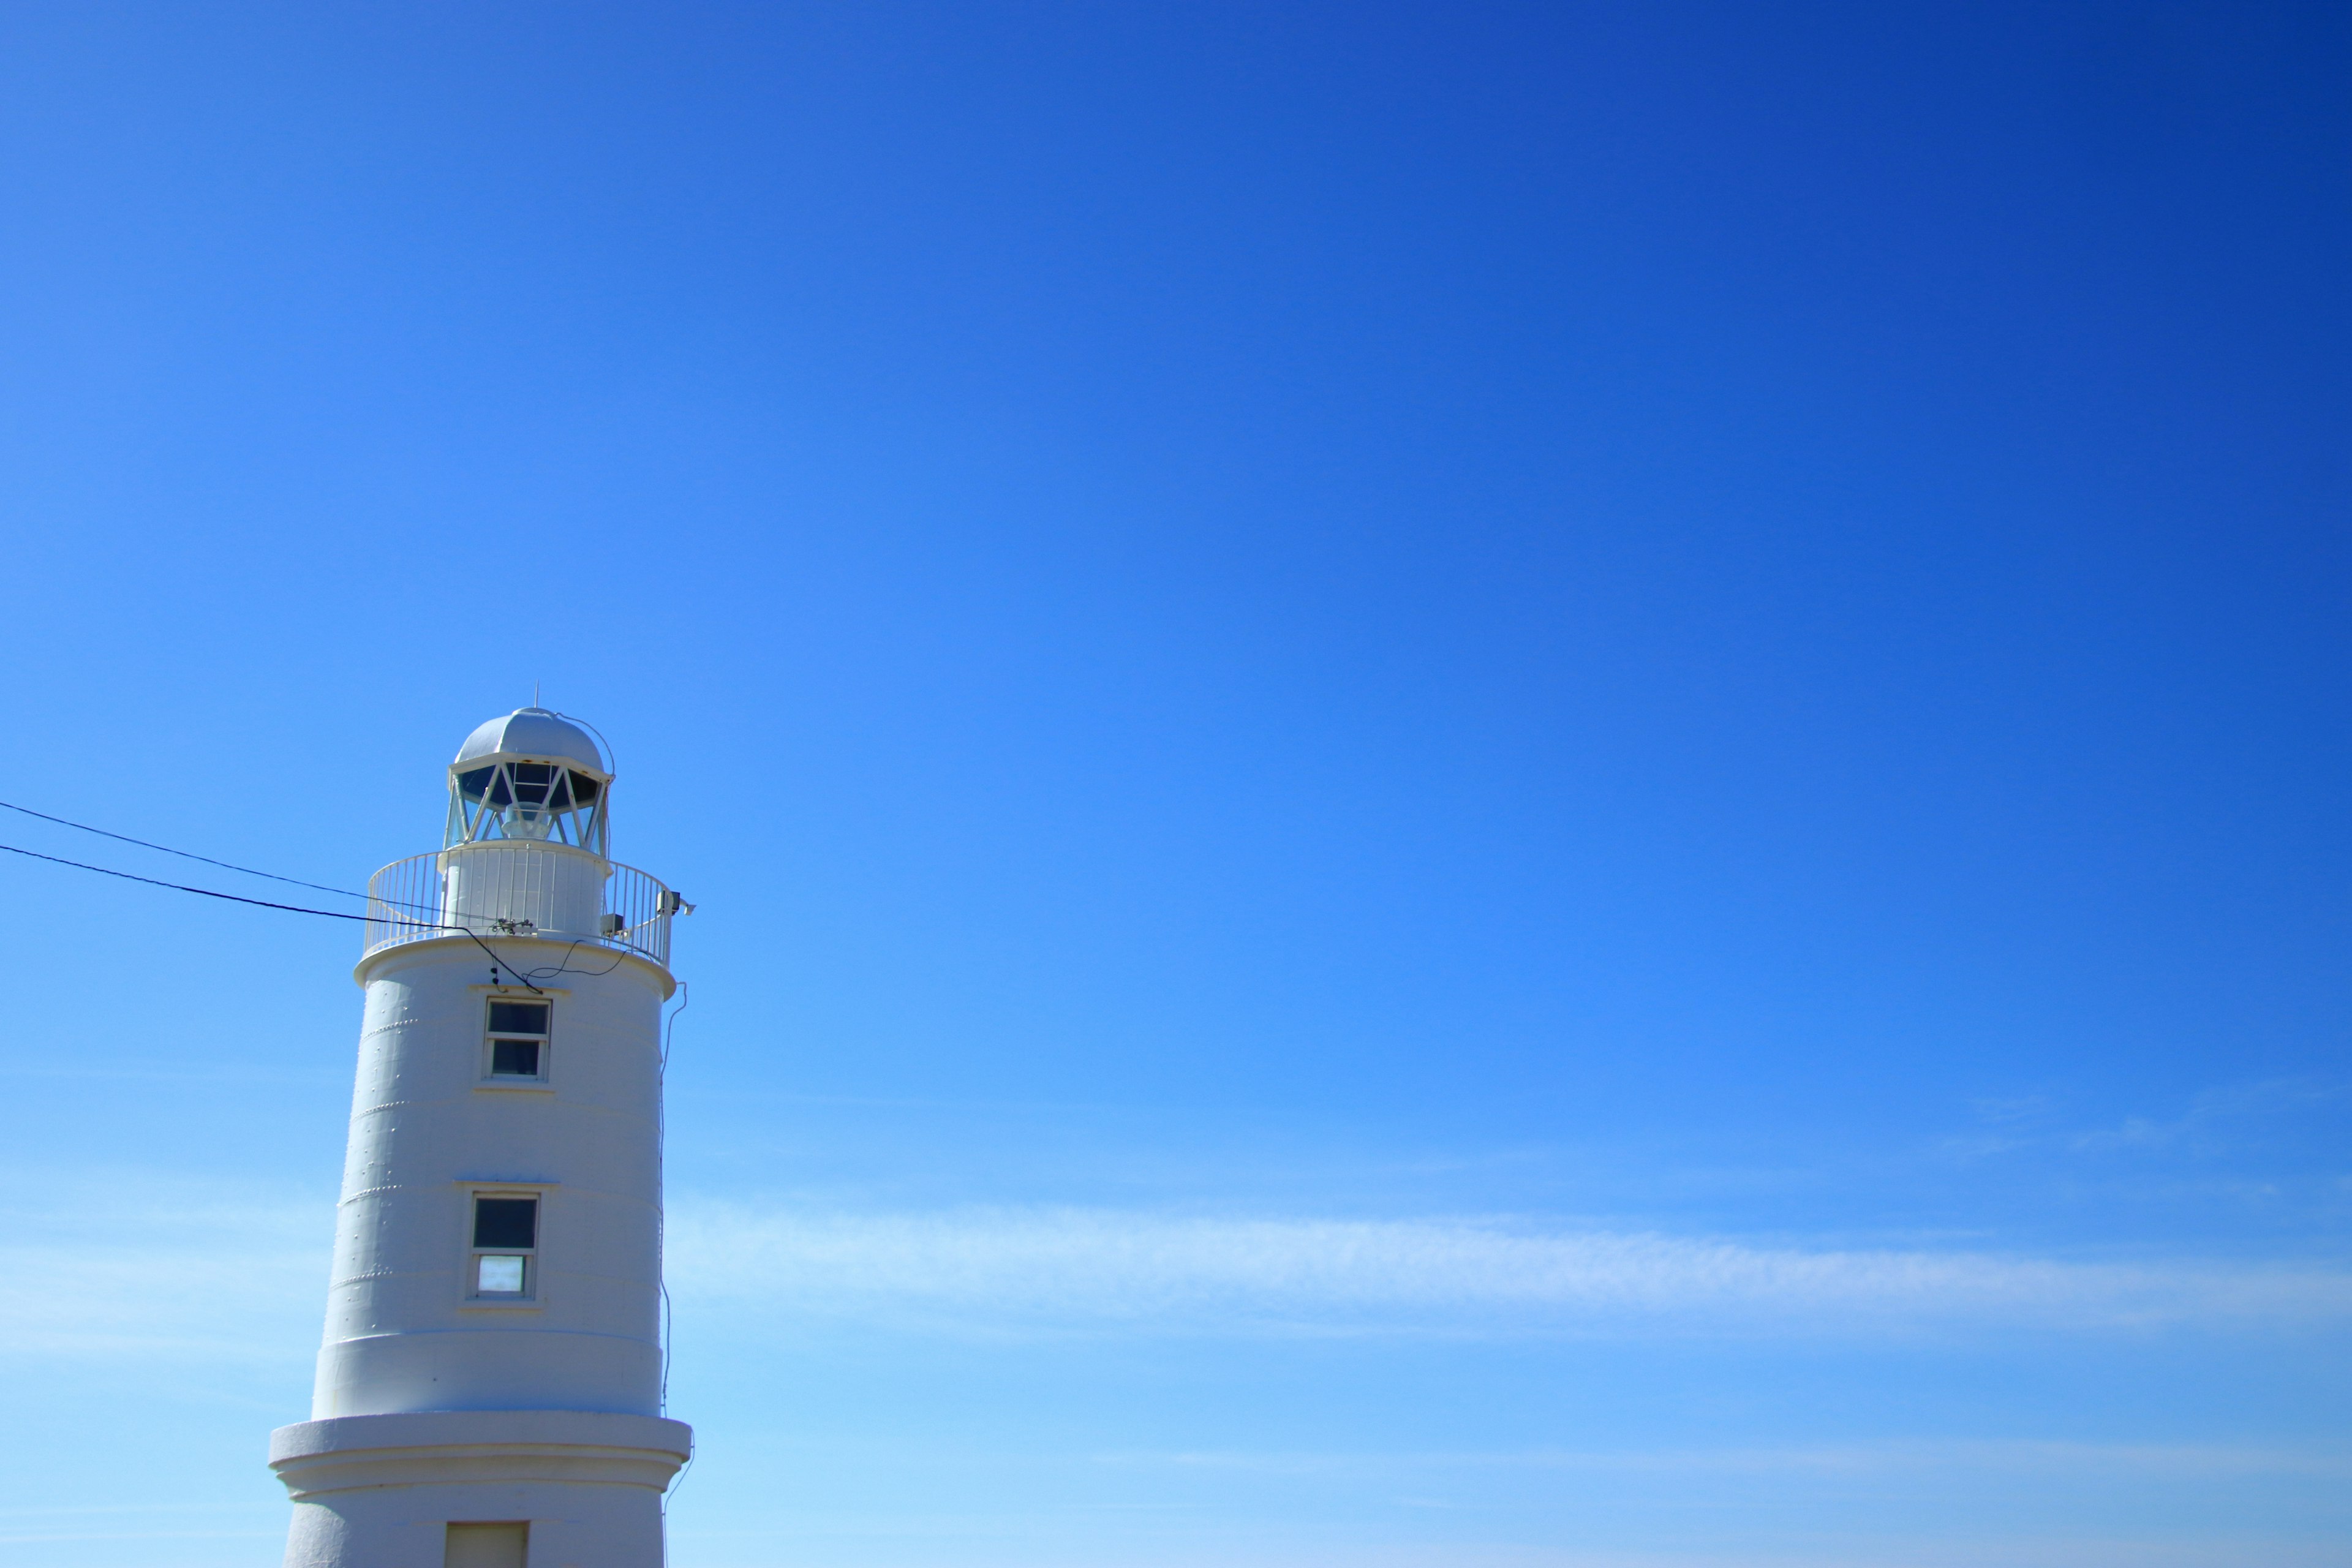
[[473, 1197, 537, 1249], [456, 766, 497, 802], [488, 1001, 548, 1035], [491, 1039, 540, 1076], [568, 772, 601, 804]]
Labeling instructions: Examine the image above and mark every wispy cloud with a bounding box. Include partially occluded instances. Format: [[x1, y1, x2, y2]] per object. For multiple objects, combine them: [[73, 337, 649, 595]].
[[1943, 1076, 2352, 1162], [2067, 1077, 2352, 1155], [7, 1175, 2346, 1362], [0, 1173, 326, 1362], [1102, 1438, 2352, 1480], [667, 1202, 2352, 1337]]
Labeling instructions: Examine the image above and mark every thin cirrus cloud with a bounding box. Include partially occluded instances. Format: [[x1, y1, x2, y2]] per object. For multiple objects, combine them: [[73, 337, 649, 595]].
[[1092, 1438, 2352, 1487], [665, 1202, 2352, 1338], [0, 1189, 323, 1362], [7, 1179, 2349, 1365]]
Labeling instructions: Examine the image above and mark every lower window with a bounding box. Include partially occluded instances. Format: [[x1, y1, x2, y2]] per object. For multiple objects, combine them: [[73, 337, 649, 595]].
[[470, 1194, 538, 1298], [445, 1521, 527, 1568]]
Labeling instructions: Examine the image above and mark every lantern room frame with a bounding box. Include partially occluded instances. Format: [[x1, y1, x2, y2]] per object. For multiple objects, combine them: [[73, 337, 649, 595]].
[[445, 752, 612, 857]]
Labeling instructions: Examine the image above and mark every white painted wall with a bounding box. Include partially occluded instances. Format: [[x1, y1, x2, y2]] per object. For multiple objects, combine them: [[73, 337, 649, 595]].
[[275, 1411, 690, 1568], [313, 930, 671, 1417], [442, 840, 611, 943]]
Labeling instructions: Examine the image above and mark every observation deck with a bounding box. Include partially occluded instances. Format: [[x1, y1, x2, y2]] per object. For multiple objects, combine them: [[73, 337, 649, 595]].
[[361, 841, 679, 970]]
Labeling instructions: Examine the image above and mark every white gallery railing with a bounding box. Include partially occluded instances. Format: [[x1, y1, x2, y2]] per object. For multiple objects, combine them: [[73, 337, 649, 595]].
[[363, 845, 677, 969]]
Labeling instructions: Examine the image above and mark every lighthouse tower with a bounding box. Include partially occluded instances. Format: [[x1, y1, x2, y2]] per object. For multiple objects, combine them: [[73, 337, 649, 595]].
[[271, 709, 693, 1568]]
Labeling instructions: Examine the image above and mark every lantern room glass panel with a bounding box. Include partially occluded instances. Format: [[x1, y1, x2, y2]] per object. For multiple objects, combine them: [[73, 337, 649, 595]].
[[446, 761, 609, 855]]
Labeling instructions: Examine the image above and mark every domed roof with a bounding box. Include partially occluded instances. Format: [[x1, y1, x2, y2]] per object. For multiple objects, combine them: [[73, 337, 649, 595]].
[[454, 708, 608, 775]]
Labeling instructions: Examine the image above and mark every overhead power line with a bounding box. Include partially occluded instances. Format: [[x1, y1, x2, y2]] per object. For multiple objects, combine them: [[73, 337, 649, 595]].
[[0, 840, 374, 920], [0, 839, 586, 994], [0, 796, 661, 995], [0, 797, 369, 900]]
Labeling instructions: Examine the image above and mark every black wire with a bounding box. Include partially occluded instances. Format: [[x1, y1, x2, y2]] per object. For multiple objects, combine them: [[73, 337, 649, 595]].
[[552, 709, 616, 778], [656, 982, 688, 1421], [660, 981, 689, 1084], [461, 930, 549, 995], [0, 838, 552, 993], [509, 938, 630, 984], [0, 794, 598, 923], [0, 797, 372, 900], [0, 841, 383, 919], [0, 789, 682, 991], [659, 1278, 673, 1419]]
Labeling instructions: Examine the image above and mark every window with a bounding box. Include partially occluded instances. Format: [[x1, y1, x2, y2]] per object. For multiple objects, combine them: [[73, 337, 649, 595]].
[[471, 1194, 538, 1297], [485, 998, 549, 1080], [445, 1522, 527, 1568]]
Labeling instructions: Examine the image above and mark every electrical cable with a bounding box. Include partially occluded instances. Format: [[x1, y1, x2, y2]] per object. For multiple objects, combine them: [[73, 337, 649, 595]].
[[504, 938, 631, 985], [0, 794, 688, 990], [0, 838, 550, 992], [0, 793, 689, 998], [1, 696, 618, 905], [0, 797, 372, 901], [656, 981, 689, 1514], [0, 840, 383, 919], [660, 982, 688, 1084], [465, 933, 549, 995], [656, 981, 688, 1420], [0, 770, 613, 924], [552, 710, 617, 778]]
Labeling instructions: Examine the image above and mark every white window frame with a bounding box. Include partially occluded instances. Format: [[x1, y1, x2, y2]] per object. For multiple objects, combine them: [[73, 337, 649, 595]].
[[481, 993, 552, 1088], [463, 1186, 549, 1308]]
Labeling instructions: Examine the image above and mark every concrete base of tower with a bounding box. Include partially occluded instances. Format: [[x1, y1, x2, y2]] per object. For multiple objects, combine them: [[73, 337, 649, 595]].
[[271, 1411, 693, 1568]]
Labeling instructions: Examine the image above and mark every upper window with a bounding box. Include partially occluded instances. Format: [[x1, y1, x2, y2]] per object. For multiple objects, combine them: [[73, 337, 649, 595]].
[[486, 998, 550, 1080]]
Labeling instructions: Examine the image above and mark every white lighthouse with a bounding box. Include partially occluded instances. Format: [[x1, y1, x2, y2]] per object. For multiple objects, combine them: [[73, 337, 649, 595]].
[[271, 709, 693, 1568]]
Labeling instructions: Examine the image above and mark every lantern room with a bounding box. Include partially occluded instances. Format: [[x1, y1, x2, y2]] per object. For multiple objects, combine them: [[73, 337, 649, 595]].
[[445, 707, 612, 857]]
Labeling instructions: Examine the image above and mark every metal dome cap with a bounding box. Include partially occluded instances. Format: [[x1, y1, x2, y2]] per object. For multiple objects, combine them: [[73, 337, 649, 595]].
[[446, 707, 613, 855], [455, 707, 609, 778]]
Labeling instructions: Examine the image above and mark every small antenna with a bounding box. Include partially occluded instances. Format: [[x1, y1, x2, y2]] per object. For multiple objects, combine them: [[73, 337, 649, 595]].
[[533, 680, 541, 708]]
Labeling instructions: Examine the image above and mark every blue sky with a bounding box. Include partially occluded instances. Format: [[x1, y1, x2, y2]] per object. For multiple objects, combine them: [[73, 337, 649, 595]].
[[1, 4, 2348, 1564]]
